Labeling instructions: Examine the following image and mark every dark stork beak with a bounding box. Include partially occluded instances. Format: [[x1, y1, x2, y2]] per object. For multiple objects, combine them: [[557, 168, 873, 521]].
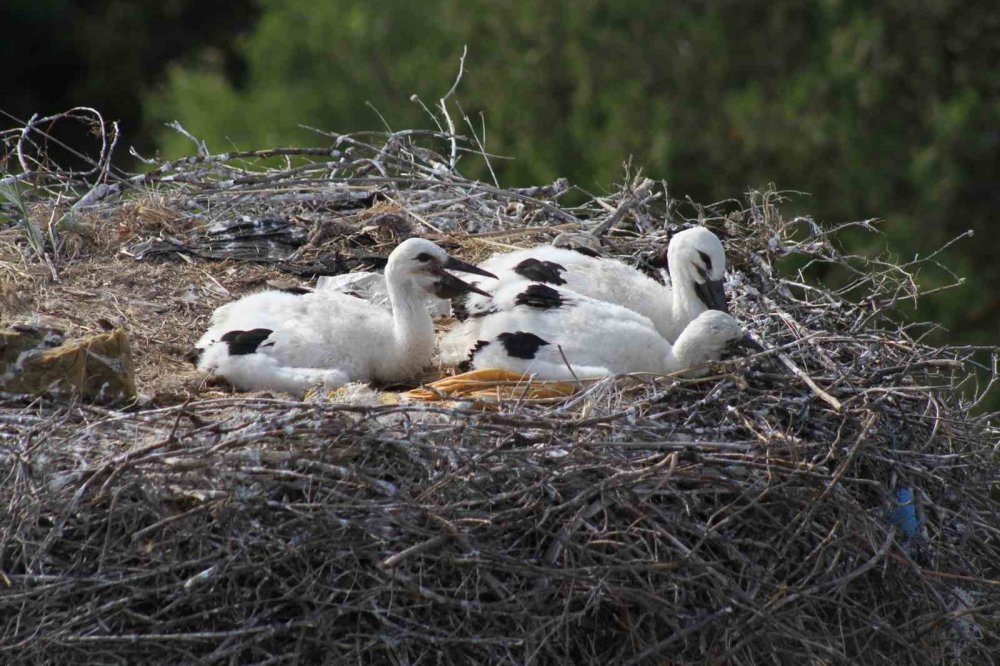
[[694, 278, 729, 314], [432, 271, 493, 299], [442, 256, 498, 280], [723, 333, 764, 358], [430, 256, 498, 299]]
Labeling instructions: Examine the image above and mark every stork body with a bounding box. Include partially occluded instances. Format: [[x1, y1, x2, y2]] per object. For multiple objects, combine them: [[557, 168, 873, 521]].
[[457, 280, 746, 380], [195, 239, 495, 396], [440, 227, 729, 365]]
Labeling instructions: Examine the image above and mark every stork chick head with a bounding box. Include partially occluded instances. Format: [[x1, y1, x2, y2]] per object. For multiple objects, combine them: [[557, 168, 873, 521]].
[[387, 238, 496, 298], [668, 227, 729, 313], [676, 310, 753, 372]]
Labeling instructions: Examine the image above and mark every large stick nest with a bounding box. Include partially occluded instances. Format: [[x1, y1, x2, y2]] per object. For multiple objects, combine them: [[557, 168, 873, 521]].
[[1, 110, 998, 664]]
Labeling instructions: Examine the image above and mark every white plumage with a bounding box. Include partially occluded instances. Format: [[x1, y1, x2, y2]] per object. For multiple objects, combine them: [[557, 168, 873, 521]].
[[457, 280, 749, 380], [195, 238, 495, 396], [440, 226, 729, 365], [315, 271, 451, 316]]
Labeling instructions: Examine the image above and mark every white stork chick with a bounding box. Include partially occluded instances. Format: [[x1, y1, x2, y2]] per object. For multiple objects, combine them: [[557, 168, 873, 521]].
[[440, 226, 729, 365], [194, 238, 496, 396], [457, 280, 750, 380]]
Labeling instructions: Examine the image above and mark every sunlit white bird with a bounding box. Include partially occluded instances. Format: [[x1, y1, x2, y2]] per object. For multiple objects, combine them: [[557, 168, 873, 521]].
[[194, 238, 496, 396], [440, 226, 729, 365], [456, 280, 751, 380]]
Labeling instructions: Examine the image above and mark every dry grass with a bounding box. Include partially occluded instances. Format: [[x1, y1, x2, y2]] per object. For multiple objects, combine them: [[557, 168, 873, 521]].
[[1, 110, 998, 665]]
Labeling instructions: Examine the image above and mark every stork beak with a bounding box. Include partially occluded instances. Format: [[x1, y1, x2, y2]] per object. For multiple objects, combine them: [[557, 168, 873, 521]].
[[727, 333, 764, 355], [428, 255, 497, 299], [442, 256, 498, 280], [432, 271, 493, 300], [694, 278, 729, 314]]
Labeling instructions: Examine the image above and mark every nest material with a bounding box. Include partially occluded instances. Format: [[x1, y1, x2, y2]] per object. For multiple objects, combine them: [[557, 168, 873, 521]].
[[403, 368, 583, 405], [1, 111, 999, 664], [0, 326, 136, 401]]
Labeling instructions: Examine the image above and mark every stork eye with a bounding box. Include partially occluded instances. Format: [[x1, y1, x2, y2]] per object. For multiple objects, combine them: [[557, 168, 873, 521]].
[[697, 250, 713, 272], [415, 252, 434, 263]]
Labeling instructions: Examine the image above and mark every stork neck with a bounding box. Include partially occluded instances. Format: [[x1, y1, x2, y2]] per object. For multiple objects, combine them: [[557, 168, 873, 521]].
[[668, 257, 704, 324], [384, 264, 435, 363], [665, 320, 715, 376]]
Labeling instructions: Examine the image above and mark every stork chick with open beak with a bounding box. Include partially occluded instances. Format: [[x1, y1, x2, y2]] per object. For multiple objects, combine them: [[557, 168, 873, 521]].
[[194, 238, 496, 396]]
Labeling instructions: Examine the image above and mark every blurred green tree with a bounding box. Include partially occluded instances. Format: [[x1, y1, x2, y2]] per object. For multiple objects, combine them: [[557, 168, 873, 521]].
[[2, 0, 255, 165]]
